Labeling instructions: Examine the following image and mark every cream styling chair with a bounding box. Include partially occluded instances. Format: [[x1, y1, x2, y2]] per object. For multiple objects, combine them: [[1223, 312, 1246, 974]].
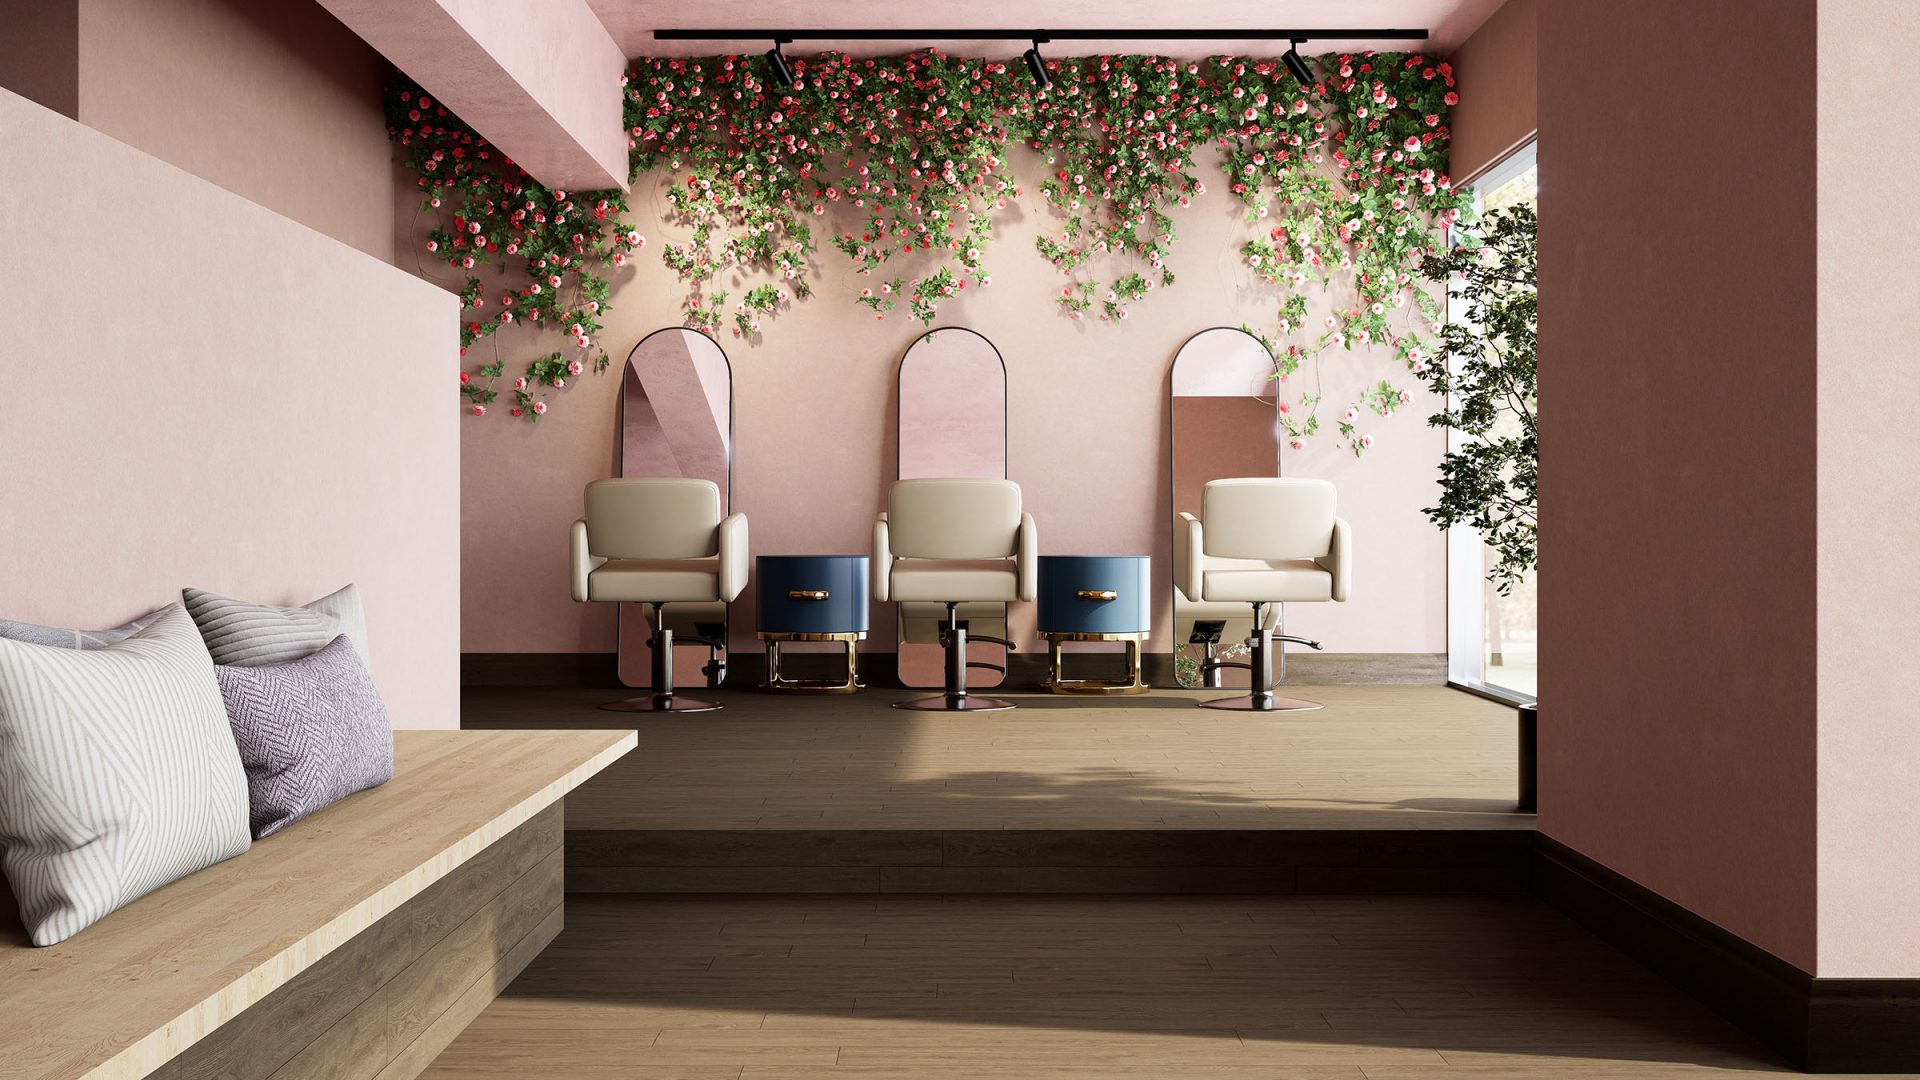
[[572, 478, 748, 712], [873, 478, 1036, 711], [1174, 477, 1350, 711]]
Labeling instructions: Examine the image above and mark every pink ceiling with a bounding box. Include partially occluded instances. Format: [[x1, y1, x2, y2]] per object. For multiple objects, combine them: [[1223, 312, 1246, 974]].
[[588, 0, 1506, 60]]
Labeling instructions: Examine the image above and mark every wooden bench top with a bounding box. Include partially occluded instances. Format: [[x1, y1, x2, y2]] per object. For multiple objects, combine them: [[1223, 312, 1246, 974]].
[[0, 728, 636, 1080]]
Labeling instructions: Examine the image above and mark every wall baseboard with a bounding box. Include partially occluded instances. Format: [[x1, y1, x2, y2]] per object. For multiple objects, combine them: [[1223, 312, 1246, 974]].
[[462, 650, 1446, 689], [1533, 835, 1920, 1073]]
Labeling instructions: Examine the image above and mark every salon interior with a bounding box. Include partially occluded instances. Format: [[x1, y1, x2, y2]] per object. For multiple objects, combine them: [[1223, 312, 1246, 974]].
[[4, 0, 1918, 1077]]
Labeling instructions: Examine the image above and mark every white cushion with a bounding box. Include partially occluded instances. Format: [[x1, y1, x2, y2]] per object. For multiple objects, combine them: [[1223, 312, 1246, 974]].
[[1201, 477, 1337, 560], [1202, 561, 1335, 603], [0, 605, 250, 946], [887, 478, 1021, 560], [584, 478, 721, 560], [588, 559, 722, 603], [890, 559, 1020, 602]]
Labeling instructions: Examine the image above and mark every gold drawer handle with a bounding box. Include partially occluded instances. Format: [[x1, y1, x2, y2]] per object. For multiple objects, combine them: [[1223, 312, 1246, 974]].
[[789, 589, 830, 601], [1077, 589, 1118, 602]]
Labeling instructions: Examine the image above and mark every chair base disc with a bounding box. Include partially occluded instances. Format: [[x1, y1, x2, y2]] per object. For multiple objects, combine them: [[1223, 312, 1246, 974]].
[[599, 696, 724, 713], [893, 695, 1017, 712], [1199, 694, 1324, 712]]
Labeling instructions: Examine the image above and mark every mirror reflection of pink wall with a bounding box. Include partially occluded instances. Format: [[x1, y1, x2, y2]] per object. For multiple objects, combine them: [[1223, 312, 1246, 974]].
[[622, 328, 731, 495], [1170, 328, 1282, 688], [896, 328, 1009, 688], [898, 329, 1007, 481], [619, 328, 732, 688]]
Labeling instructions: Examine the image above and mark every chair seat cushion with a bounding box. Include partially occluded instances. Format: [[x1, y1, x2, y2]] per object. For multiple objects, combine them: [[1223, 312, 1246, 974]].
[[890, 559, 1019, 603], [588, 560, 721, 603], [1203, 561, 1334, 603]]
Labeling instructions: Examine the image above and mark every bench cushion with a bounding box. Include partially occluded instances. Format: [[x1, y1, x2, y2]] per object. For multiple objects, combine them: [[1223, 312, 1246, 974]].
[[0, 605, 250, 946]]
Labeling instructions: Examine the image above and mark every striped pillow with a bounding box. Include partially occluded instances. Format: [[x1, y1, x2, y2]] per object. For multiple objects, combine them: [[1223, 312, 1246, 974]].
[[0, 605, 251, 946], [0, 605, 169, 649], [182, 584, 370, 672]]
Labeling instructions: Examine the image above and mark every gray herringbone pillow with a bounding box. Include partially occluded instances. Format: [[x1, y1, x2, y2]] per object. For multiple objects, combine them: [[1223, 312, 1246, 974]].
[[0, 605, 252, 946], [214, 636, 393, 839], [182, 584, 370, 671]]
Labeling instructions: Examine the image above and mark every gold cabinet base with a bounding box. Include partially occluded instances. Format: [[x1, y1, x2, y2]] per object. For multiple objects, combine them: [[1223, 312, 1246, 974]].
[[758, 632, 865, 694], [1043, 633, 1149, 695]]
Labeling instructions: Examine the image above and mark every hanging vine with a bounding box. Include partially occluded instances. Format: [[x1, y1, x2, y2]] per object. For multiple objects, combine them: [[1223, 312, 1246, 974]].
[[389, 50, 1464, 446]]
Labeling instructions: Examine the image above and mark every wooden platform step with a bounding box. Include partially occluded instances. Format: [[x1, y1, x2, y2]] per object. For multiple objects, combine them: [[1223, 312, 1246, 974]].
[[565, 828, 1534, 894]]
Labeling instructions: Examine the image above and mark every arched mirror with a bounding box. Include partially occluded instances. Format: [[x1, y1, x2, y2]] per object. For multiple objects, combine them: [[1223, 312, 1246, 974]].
[[1168, 327, 1283, 688], [618, 327, 734, 689], [895, 327, 1010, 689]]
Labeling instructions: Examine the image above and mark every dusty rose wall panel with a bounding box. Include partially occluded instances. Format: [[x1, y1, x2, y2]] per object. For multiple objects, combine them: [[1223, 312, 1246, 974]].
[[76, 0, 398, 261], [0, 88, 460, 729], [1445, 0, 1537, 183], [1815, 0, 1920, 979], [1537, 0, 1818, 972]]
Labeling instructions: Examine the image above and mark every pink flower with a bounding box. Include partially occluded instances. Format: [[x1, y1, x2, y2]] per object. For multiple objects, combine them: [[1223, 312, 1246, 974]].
[[567, 359, 583, 375], [1360, 433, 1375, 448], [532, 401, 547, 415], [470, 404, 486, 416], [459, 371, 470, 385], [1289, 438, 1306, 450], [551, 376, 565, 388], [514, 377, 528, 390]]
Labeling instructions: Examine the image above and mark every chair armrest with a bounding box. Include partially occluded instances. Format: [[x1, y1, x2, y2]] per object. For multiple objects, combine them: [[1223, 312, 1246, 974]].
[[1173, 512, 1204, 602], [1016, 512, 1038, 603], [871, 518, 892, 603], [1316, 517, 1352, 603], [570, 519, 605, 603], [715, 512, 750, 602]]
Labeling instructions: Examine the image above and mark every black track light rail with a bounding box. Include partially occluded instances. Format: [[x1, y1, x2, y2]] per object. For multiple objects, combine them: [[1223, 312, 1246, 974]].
[[655, 28, 1430, 43]]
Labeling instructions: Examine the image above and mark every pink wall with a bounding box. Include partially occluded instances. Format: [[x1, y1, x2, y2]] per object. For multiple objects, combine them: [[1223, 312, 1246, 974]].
[[1445, 0, 1537, 183], [1538, 0, 1818, 972], [0, 87, 461, 729], [1815, 0, 1920, 979], [443, 143, 1451, 661], [0, 0, 402, 261]]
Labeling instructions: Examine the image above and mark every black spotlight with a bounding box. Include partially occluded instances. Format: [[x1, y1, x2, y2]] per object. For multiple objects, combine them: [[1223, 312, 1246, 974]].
[[1022, 39, 1051, 88], [765, 39, 795, 88], [1282, 40, 1313, 87]]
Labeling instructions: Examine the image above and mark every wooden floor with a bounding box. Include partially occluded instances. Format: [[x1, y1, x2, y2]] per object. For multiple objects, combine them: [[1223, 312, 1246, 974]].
[[463, 684, 1529, 831], [418, 893, 1853, 1079]]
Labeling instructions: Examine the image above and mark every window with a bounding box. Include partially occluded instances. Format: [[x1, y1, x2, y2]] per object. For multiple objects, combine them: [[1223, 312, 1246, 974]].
[[1446, 140, 1537, 703]]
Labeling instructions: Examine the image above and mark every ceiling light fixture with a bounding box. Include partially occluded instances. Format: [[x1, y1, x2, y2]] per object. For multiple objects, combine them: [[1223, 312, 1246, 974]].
[[764, 38, 795, 87], [653, 28, 1431, 45], [1022, 38, 1050, 88], [1281, 40, 1313, 87]]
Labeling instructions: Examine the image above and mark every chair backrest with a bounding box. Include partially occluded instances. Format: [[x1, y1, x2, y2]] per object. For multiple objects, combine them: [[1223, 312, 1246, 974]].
[[887, 478, 1022, 560], [584, 478, 721, 560], [1201, 477, 1336, 560]]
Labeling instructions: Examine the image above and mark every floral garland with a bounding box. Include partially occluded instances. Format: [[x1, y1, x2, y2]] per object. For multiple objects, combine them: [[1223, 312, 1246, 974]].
[[389, 50, 1464, 448], [386, 87, 643, 419]]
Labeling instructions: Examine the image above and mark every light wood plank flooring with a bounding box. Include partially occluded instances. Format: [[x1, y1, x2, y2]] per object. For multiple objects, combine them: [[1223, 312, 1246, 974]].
[[420, 893, 1859, 1079], [463, 685, 1529, 831]]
